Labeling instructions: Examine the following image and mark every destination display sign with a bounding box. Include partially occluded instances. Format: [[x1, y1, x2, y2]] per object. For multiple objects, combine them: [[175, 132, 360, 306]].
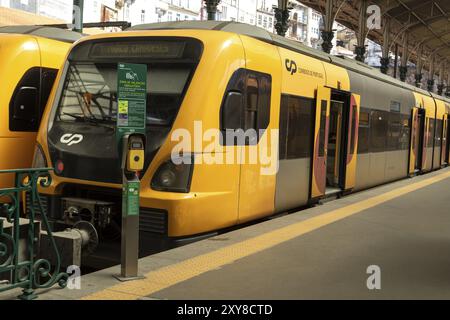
[[91, 41, 185, 59]]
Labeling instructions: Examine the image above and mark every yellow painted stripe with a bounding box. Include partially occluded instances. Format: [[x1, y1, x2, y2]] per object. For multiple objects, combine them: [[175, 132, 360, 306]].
[[82, 170, 450, 300]]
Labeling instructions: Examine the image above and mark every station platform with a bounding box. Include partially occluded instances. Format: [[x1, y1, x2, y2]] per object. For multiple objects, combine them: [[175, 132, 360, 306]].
[[2, 167, 450, 300]]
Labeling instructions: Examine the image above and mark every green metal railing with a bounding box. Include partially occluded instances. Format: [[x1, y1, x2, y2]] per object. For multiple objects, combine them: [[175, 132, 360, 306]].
[[0, 168, 68, 300]]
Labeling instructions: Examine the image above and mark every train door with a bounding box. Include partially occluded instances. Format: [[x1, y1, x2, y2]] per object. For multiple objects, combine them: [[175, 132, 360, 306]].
[[326, 100, 343, 190], [419, 109, 428, 171], [442, 114, 449, 165], [343, 93, 360, 191], [310, 86, 331, 199], [310, 88, 360, 199], [408, 107, 424, 174]]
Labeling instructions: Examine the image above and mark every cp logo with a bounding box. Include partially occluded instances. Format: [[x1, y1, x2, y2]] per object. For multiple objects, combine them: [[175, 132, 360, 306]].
[[60, 133, 84, 146], [285, 59, 297, 75]]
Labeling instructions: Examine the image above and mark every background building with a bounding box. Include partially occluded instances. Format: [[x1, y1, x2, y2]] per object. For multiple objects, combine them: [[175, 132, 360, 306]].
[[0, 0, 350, 62]]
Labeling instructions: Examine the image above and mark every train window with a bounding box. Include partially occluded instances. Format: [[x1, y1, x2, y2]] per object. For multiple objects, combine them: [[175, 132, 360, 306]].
[[435, 119, 443, 147], [359, 110, 370, 127], [9, 67, 58, 132], [279, 95, 313, 159], [370, 110, 387, 153], [245, 76, 258, 131], [400, 115, 410, 150], [256, 74, 271, 132], [220, 68, 271, 145], [349, 104, 358, 155], [387, 113, 401, 151], [428, 118, 435, 148], [40, 68, 58, 120], [318, 101, 327, 157], [390, 101, 401, 113], [357, 109, 370, 154], [279, 95, 289, 159]]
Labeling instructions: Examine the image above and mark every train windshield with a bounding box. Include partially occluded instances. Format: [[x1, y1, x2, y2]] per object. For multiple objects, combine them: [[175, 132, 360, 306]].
[[54, 38, 202, 127]]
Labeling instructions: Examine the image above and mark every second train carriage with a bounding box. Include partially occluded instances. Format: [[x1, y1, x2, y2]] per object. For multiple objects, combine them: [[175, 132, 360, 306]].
[[32, 22, 450, 248], [0, 26, 81, 189]]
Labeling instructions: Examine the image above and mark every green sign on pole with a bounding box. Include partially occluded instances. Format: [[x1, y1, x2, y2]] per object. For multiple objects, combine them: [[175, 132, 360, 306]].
[[117, 62, 147, 142], [122, 181, 140, 217]]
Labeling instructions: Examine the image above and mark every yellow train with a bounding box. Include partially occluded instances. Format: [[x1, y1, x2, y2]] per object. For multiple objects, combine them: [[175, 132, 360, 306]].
[[33, 22, 449, 247], [0, 26, 81, 189]]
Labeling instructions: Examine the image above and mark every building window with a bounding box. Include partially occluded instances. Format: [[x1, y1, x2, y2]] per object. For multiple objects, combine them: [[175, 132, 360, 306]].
[[222, 5, 227, 19], [168, 11, 172, 21], [263, 16, 267, 28], [176, 13, 180, 21], [141, 10, 145, 23], [257, 14, 262, 25], [124, 5, 130, 20]]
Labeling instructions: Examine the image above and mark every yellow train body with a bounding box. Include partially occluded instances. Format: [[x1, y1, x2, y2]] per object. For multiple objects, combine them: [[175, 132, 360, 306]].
[[33, 22, 450, 240]]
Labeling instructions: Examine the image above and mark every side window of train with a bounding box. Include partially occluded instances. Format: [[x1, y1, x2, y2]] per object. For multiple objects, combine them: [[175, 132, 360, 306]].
[[221, 69, 272, 145], [357, 109, 370, 154], [370, 110, 388, 153], [279, 95, 314, 160], [387, 112, 401, 151], [435, 119, 443, 147], [9, 67, 58, 132], [400, 114, 410, 150]]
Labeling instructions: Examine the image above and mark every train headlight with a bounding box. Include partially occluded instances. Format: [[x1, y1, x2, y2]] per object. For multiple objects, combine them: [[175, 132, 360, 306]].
[[32, 143, 48, 168], [151, 154, 194, 193]]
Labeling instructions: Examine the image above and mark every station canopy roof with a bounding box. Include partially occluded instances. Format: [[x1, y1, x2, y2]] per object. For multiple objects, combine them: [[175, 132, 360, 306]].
[[300, 0, 450, 66]]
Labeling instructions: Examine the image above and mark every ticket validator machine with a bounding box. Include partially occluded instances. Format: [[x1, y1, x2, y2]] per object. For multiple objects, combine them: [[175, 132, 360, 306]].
[[118, 134, 145, 280]]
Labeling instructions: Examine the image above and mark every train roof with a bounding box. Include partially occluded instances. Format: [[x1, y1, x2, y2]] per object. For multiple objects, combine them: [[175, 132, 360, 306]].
[[0, 25, 82, 43], [129, 21, 449, 103]]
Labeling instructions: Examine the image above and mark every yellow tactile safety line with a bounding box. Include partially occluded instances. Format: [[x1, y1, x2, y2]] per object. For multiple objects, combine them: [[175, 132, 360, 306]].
[[81, 170, 450, 300]]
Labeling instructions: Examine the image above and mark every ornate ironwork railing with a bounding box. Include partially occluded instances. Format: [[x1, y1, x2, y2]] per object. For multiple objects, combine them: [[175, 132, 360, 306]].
[[0, 168, 68, 300]]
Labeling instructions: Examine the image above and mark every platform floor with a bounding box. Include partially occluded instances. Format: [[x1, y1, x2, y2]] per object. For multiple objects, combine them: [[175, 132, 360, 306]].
[[2, 167, 450, 300]]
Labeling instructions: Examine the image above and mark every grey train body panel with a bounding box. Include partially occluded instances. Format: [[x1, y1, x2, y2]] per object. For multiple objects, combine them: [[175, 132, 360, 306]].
[[275, 158, 310, 212], [347, 68, 415, 190]]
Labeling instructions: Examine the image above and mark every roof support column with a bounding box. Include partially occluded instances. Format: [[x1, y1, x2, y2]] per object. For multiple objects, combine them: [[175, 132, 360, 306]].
[[447, 72, 450, 97], [321, 0, 335, 54], [354, 0, 367, 62], [274, 0, 290, 36], [399, 33, 408, 82], [72, 0, 84, 33], [415, 44, 424, 88], [437, 61, 446, 96], [204, 0, 221, 21], [380, 17, 390, 74], [427, 55, 435, 92]]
